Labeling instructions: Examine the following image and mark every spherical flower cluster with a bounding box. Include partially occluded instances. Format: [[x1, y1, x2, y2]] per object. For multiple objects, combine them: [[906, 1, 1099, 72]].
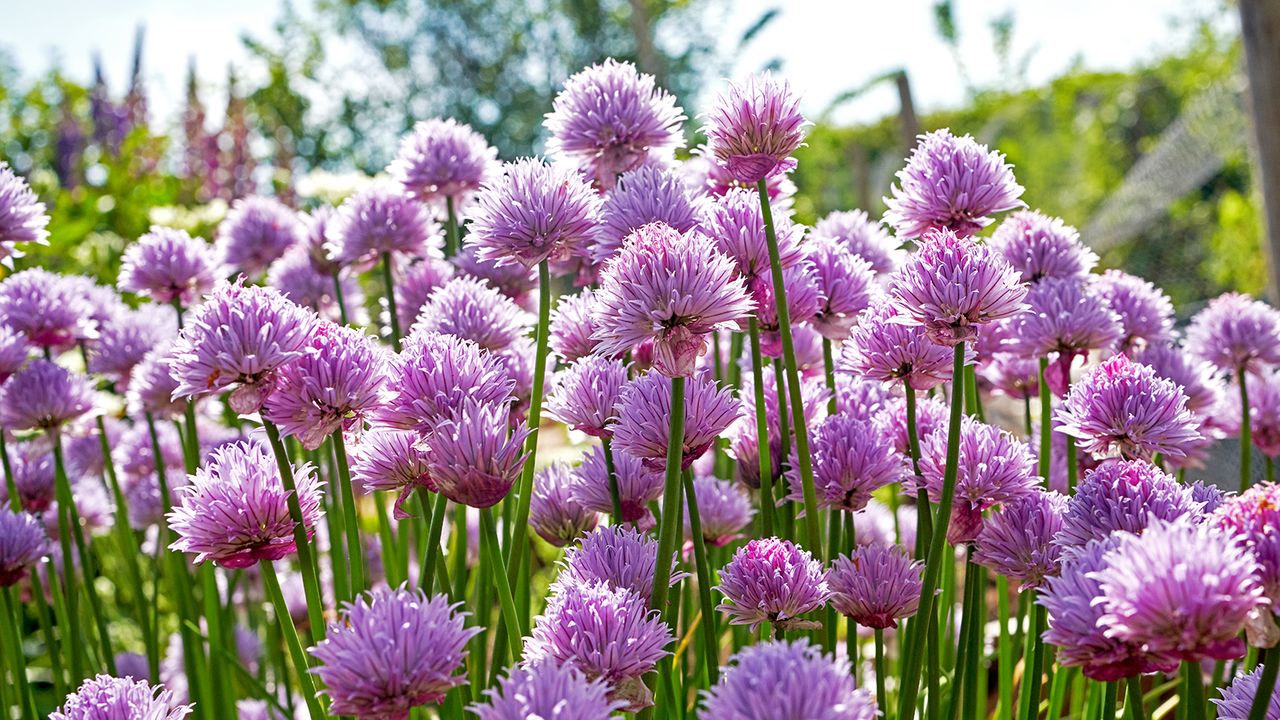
[[702, 72, 807, 184], [828, 544, 922, 629], [423, 399, 529, 508], [593, 223, 753, 376], [1007, 276, 1122, 371], [0, 506, 49, 586], [549, 288, 602, 362], [842, 301, 961, 390], [700, 639, 877, 720], [309, 587, 480, 718], [805, 414, 906, 512], [50, 675, 192, 720], [374, 331, 514, 436], [471, 663, 623, 720], [1215, 482, 1280, 604], [166, 280, 316, 414], [570, 444, 663, 529], [685, 474, 755, 547], [974, 489, 1067, 590], [554, 525, 683, 606], [1054, 354, 1201, 461], [884, 128, 1025, 239], [530, 462, 598, 547], [119, 225, 220, 305], [1133, 342, 1222, 416], [990, 210, 1097, 283], [215, 196, 304, 277], [167, 440, 323, 568], [327, 184, 440, 270], [682, 152, 798, 207], [1186, 292, 1280, 375], [834, 373, 894, 418], [0, 359, 97, 431], [1055, 460, 1199, 549], [809, 209, 903, 275], [716, 537, 829, 631], [700, 188, 806, 284], [803, 235, 877, 340], [468, 158, 602, 269], [411, 276, 527, 353], [0, 268, 96, 350], [1213, 667, 1280, 720], [1091, 270, 1175, 354], [594, 164, 701, 262], [389, 117, 498, 204], [612, 370, 742, 470], [89, 303, 179, 386], [394, 257, 455, 332], [751, 261, 825, 356], [889, 227, 1028, 345], [0, 161, 50, 267], [545, 356, 628, 438]]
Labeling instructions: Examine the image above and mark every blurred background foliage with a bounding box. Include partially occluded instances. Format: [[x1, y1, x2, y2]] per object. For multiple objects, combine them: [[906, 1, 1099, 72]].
[[0, 0, 1261, 308]]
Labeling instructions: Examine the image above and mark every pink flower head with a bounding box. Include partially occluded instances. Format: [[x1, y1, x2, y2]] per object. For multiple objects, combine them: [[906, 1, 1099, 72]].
[[804, 235, 878, 340], [990, 210, 1097, 283], [702, 72, 807, 184], [828, 544, 922, 628], [549, 288, 603, 362], [327, 183, 441, 270], [467, 158, 602, 269], [0, 359, 96, 431], [1091, 270, 1175, 354], [394, 257, 455, 331], [545, 356, 628, 438], [612, 369, 742, 471], [374, 331, 515, 436], [841, 301, 965, 390], [1056, 459, 1199, 550], [423, 399, 529, 508], [810, 209, 904, 275], [803, 414, 907, 512], [0, 506, 49, 586], [266, 246, 367, 325], [119, 225, 220, 305], [50, 674, 191, 720], [701, 639, 877, 720], [530, 462, 598, 548], [0, 161, 50, 267], [554, 525, 685, 606], [716, 537, 829, 631], [751, 260, 826, 357], [700, 187, 806, 284], [1007, 276, 1123, 393], [974, 489, 1067, 590], [411, 276, 528, 353], [350, 427, 433, 518], [472, 663, 623, 720], [570, 444, 663, 530], [0, 268, 97, 350]]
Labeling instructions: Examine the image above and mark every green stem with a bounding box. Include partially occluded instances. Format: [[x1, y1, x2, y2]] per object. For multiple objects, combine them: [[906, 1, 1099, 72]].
[[1184, 661, 1208, 720], [964, 365, 984, 422], [1047, 663, 1073, 720], [1101, 681, 1117, 720], [682, 470, 720, 685], [1024, 395, 1033, 438], [747, 318, 776, 536], [381, 252, 403, 351], [998, 577, 1015, 720], [374, 493, 402, 586], [260, 420, 326, 639], [1241, 369, 1254, 492], [260, 561, 326, 720], [331, 430, 367, 596], [1066, 436, 1078, 493], [947, 556, 979, 720], [1038, 357, 1052, 484], [445, 196, 460, 257], [823, 338, 838, 417], [1127, 675, 1147, 720], [650, 375, 686, 615], [1268, 456, 1275, 483], [479, 507, 523, 657], [825, 511, 842, 653], [332, 271, 350, 326], [201, 563, 237, 716], [0, 431, 18, 512], [757, 178, 823, 560], [1248, 648, 1277, 720], [601, 437, 625, 523], [905, 385, 933, 560], [1017, 602, 1047, 720], [875, 628, 888, 715], [420, 490, 450, 596], [1, 586, 36, 719]]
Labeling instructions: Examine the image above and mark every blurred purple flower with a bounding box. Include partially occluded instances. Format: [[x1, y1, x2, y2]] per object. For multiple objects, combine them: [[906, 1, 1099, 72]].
[[570, 443, 663, 530], [1091, 270, 1175, 354], [0, 161, 50, 267], [215, 196, 304, 277], [804, 235, 877, 340], [0, 359, 96, 431], [411, 276, 528, 353], [1007, 276, 1123, 393], [0, 506, 49, 586], [700, 187, 805, 284], [394, 257, 455, 331], [1187, 292, 1280, 376], [119, 226, 220, 305], [685, 474, 754, 547], [266, 246, 367, 325], [593, 164, 700, 263], [554, 525, 684, 606], [545, 356, 628, 438], [975, 489, 1067, 590], [89, 303, 179, 386], [327, 184, 441, 270], [0, 268, 97, 350], [810, 209, 904, 275]]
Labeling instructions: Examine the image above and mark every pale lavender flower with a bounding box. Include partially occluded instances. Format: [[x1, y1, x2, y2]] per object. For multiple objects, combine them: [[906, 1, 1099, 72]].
[[1214, 666, 1280, 720], [554, 525, 684, 606], [126, 342, 187, 419], [1187, 292, 1280, 376], [266, 246, 367, 325], [0, 359, 96, 431], [473, 662, 623, 720], [0, 268, 96, 350], [685, 474, 754, 547], [468, 158, 602, 269], [423, 399, 529, 508], [872, 393, 948, 458], [549, 288, 602, 362], [841, 301, 961, 391], [301, 206, 340, 274], [612, 369, 742, 470], [750, 260, 825, 356], [1092, 270, 1175, 354], [701, 639, 877, 720], [350, 427, 432, 516], [0, 440, 54, 513], [50, 675, 191, 720], [804, 235, 877, 340], [389, 117, 498, 205], [411, 276, 528, 353], [1057, 458, 1200, 551], [373, 332, 514, 436], [884, 128, 1025, 239], [810, 209, 904, 275], [1133, 343, 1223, 417], [593, 164, 700, 262], [802, 414, 907, 512], [327, 184, 441, 269], [394, 258, 455, 331], [1007, 277, 1123, 394], [834, 373, 895, 418], [717, 537, 829, 631], [975, 489, 1067, 590], [0, 161, 50, 267], [89, 303, 179, 386], [214, 196, 304, 277], [545, 356, 628, 438], [700, 187, 806, 283], [0, 324, 29, 383], [119, 226, 220, 305], [990, 210, 1097, 283], [1215, 482, 1280, 607], [530, 462, 598, 548], [702, 73, 807, 184], [980, 352, 1041, 400], [828, 544, 922, 628], [570, 443, 663, 530], [0, 506, 49, 586]]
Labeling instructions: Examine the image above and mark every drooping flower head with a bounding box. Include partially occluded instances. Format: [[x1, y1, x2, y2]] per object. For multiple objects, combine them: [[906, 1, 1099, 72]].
[[0, 506, 49, 586], [411, 276, 528, 353], [889, 227, 1028, 345], [990, 210, 1097, 283], [593, 223, 754, 376], [530, 462, 599, 548], [545, 356, 628, 438], [327, 183, 441, 269], [309, 587, 480, 719], [702, 72, 807, 185], [809, 209, 904, 275], [545, 59, 686, 188], [167, 440, 323, 568], [389, 117, 498, 205], [0, 359, 96, 431], [0, 161, 50, 267], [884, 128, 1025, 239], [1091, 270, 1175, 354], [593, 164, 701, 263], [1054, 354, 1202, 462], [828, 544, 921, 629], [467, 158, 602, 269], [350, 427, 433, 516], [716, 537, 829, 631], [394, 258, 455, 332], [685, 474, 754, 547], [974, 489, 1067, 590], [423, 399, 529, 508], [166, 280, 316, 414], [267, 246, 367, 325], [471, 663, 624, 720], [88, 303, 179, 386], [841, 301, 962, 391], [49, 674, 192, 720], [0, 268, 97, 350], [119, 226, 220, 305], [803, 235, 877, 340], [1213, 666, 1280, 720], [1093, 517, 1264, 664], [215, 196, 304, 277], [700, 187, 805, 284], [700, 639, 877, 720], [612, 369, 742, 470], [373, 331, 515, 436], [1007, 276, 1123, 394], [1056, 459, 1199, 549], [803, 414, 907, 512], [1186, 292, 1280, 376], [554, 525, 684, 606], [570, 444, 663, 530]]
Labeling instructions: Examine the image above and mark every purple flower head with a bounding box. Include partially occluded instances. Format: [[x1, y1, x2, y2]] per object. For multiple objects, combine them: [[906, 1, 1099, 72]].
[[0, 440, 54, 513], [266, 246, 367, 325], [119, 226, 220, 305], [1215, 482, 1280, 605], [350, 427, 433, 516], [1093, 517, 1264, 664], [546, 356, 628, 438], [411, 276, 528, 353], [990, 210, 1098, 283], [1214, 666, 1280, 720], [65, 275, 129, 331], [701, 639, 877, 720], [702, 72, 807, 185], [126, 343, 187, 419], [828, 544, 922, 628], [530, 462, 598, 547], [834, 373, 894, 418], [810, 209, 904, 275], [263, 322, 388, 450], [804, 235, 878, 340], [593, 164, 700, 263], [980, 352, 1041, 400], [167, 440, 323, 568], [395, 257, 455, 331], [750, 260, 826, 356], [89, 303, 179, 386], [545, 59, 686, 189], [468, 158, 602, 269], [0, 268, 97, 350], [975, 489, 1067, 590], [524, 581, 673, 712], [0, 507, 49, 586], [841, 301, 961, 391], [716, 537, 829, 631], [473, 662, 624, 720], [549, 288, 603, 362], [309, 587, 480, 719], [1007, 276, 1123, 393], [1187, 292, 1280, 376], [872, 393, 948, 457], [884, 128, 1025, 239], [570, 443, 662, 529], [685, 474, 754, 547], [1133, 342, 1223, 417], [166, 280, 316, 414], [373, 331, 514, 436], [889, 227, 1028, 345], [327, 184, 441, 270], [593, 223, 754, 376], [114, 421, 183, 485], [0, 324, 29, 384], [389, 117, 498, 205], [423, 399, 529, 508], [114, 652, 151, 682], [0, 359, 96, 431], [454, 244, 538, 300], [0, 161, 50, 267], [1057, 459, 1199, 549], [683, 152, 798, 211], [851, 499, 918, 550], [612, 369, 742, 471], [802, 414, 907, 512], [916, 416, 1040, 543], [50, 675, 192, 720], [301, 206, 340, 274], [215, 196, 304, 277], [554, 525, 685, 606], [1054, 354, 1202, 462], [1039, 536, 1177, 681], [1091, 270, 1175, 354], [700, 187, 806, 284]]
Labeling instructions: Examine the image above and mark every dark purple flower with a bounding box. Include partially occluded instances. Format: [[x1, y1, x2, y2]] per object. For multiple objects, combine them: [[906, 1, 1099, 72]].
[[389, 117, 498, 205], [374, 331, 515, 436], [423, 399, 529, 508], [167, 440, 323, 568], [841, 301, 962, 390], [266, 246, 367, 325], [411, 276, 528, 353], [1187, 292, 1280, 376], [884, 128, 1024, 239], [1091, 270, 1175, 354], [166, 280, 316, 414], [546, 356, 628, 438], [804, 235, 877, 340], [1214, 666, 1280, 720], [545, 59, 686, 189], [828, 543, 922, 628], [467, 158, 602, 269], [0, 161, 50, 267], [119, 226, 220, 305], [0, 359, 96, 431], [89, 303, 179, 386], [0, 439, 54, 513], [125, 342, 187, 419], [701, 639, 877, 720], [1007, 276, 1123, 393], [215, 196, 304, 277], [975, 489, 1067, 590], [810, 209, 903, 275], [327, 184, 441, 270], [593, 164, 700, 263], [350, 427, 433, 516], [530, 462, 598, 547], [0, 269, 96, 350], [990, 210, 1097, 283], [717, 537, 829, 631], [50, 674, 191, 720], [549, 288, 603, 362], [472, 662, 623, 720], [702, 73, 807, 184], [802, 414, 906, 512], [0, 506, 49, 586], [700, 187, 805, 284], [309, 587, 480, 718], [395, 257, 455, 332], [685, 474, 754, 547], [612, 369, 741, 471], [554, 525, 684, 606], [570, 443, 662, 529]]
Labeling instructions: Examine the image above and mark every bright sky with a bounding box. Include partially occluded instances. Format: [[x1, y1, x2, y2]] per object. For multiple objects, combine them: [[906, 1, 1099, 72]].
[[2, 0, 1226, 130]]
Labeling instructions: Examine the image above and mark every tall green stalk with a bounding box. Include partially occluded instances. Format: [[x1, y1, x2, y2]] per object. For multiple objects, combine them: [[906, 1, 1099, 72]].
[[1038, 357, 1052, 483], [747, 318, 776, 536], [1183, 661, 1207, 720], [331, 430, 366, 596], [445, 196, 461, 257], [479, 506, 523, 657], [381, 252, 403, 351], [601, 437, 625, 523], [1240, 369, 1254, 491], [650, 375, 686, 615], [682, 470, 720, 685], [1, 586, 36, 719], [1248, 648, 1277, 720], [1126, 675, 1147, 720], [420, 490, 450, 595], [1017, 602, 1048, 720], [260, 561, 326, 720], [261, 420, 326, 639]]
